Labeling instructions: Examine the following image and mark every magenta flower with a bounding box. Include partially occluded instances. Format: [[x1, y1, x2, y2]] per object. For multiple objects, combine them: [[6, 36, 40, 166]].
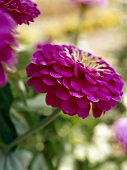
[[113, 118, 127, 151], [69, 0, 107, 7], [26, 43, 124, 119], [0, 9, 18, 87], [0, 0, 40, 25]]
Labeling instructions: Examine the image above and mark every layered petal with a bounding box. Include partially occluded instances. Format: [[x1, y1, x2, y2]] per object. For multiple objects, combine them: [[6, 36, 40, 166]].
[[26, 43, 124, 119], [0, 0, 40, 25], [0, 9, 17, 87]]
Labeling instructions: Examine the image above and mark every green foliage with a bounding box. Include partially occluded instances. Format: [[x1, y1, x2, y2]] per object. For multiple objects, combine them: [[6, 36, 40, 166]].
[[0, 84, 17, 145], [0, 150, 32, 170]]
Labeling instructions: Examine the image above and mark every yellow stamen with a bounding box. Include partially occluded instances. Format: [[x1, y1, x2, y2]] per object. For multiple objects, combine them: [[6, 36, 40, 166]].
[[63, 47, 100, 69]]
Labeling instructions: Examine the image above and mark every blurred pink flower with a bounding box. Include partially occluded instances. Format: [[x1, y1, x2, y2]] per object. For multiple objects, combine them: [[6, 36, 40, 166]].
[[0, 0, 40, 25], [0, 9, 18, 87], [69, 0, 107, 7], [113, 118, 127, 151], [26, 43, 124, 119]]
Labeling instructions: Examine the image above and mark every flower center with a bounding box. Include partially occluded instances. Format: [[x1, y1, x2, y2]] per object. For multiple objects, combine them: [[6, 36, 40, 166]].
[[63, 47, 101, 69]]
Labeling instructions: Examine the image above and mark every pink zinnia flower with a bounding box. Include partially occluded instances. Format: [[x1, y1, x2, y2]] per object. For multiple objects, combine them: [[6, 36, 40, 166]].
[[0, 0, 40, 25], [0, 9, 18, 87], [26, 43, 124, 119], [69, 0, 107, 7], [113, 118, 127, 151]]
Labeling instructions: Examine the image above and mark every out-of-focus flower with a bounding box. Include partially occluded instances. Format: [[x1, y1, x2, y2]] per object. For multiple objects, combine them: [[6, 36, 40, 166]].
[[26, 43, 124, 119], [113, 118, 127, 151], [69, 0, 107, 7], [0, 0, 40, 25], [0, 9, 18, 87]]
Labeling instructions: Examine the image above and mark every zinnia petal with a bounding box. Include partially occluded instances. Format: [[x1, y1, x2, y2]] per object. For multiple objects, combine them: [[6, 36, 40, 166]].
[[26, 43, 124, 119], [0, 9, 17, 87], [0, 0, 40, 25], [77, 104, 90, 119]]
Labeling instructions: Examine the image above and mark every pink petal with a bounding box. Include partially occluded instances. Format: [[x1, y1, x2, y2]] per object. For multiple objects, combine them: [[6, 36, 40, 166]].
[[53, 63, 63, 73], [103, 73, 113, 81], [43, 76, 56, 85], [82, 81, 98, 92], [120, 91, 123, 96], [27, 77, 35, 86], [74, 64, 78, 78], [85, 74, 96, 84], [74, 97, 89, 108], [34, 79, 49, 93], [87, 95, 99, 102], [50, 71, 62, 78], [111, 95, 121, 102], [46, 87, 61, 108], [61, 67, 73, 77], [71, 78, 81, 91], [43, 51, 53, 60], [57, 78, 63, 85], [97, 80, 107, 86], [96, 91, 108, 98], [110, 100, 117, 108], [108, 84, 120, 95], [101, 96, 110, 101], [26, 63, 42, 77], [100, 86, 109, 94], [81, 81, 94, 96], [53, 64, 73, 77], [56, 86, 71, 100], [45, 61, 57, 65], [89, 72, 100, 79], [77, 105, 90, 119], [62, 98, 77, 115], [63, 78, 71, 89], [57, 58, 69, 66], [97, 100, 111, 111], [92, 103, 102, 118], [69, 90, 84, 98], [66, 57, 74, 66], [40, 67, 51, 75]]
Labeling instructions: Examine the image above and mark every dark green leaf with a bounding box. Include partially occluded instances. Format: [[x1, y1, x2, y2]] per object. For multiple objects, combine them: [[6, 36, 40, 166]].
[[0, 84, 17, 144]]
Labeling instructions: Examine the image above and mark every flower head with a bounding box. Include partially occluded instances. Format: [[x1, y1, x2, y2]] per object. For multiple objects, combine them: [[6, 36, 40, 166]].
[[113, 118, 127, 151], [0, 0, 40, 25], [0, 9, 18, 87], [26, 43, 124, 119], [69, 0, 107, 7]]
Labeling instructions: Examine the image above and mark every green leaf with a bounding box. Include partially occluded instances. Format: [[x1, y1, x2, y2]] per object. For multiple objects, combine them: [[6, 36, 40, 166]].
[[31, 154, 49, 170], [27, 94, 52, 116], [0, 84, 17, 144], [10, 109, 29, 135], [11, 94, 53, 126], [0, 114, 16, 145], [0, 83, 13, 112], [31, 153, 55, 170], [0, 151, 29, 170], [0, 151, 4, 170], [14, 150, 33, 168]]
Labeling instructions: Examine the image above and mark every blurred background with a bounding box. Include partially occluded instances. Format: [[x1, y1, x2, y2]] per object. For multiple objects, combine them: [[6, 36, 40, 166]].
[[4, 0, 127, 169]]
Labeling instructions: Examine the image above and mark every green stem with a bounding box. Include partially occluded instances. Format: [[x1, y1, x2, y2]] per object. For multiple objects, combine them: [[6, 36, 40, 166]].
[[7, 70, 27, 106], [74, 5, 85, 45], [3, 108, 61, 155]]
